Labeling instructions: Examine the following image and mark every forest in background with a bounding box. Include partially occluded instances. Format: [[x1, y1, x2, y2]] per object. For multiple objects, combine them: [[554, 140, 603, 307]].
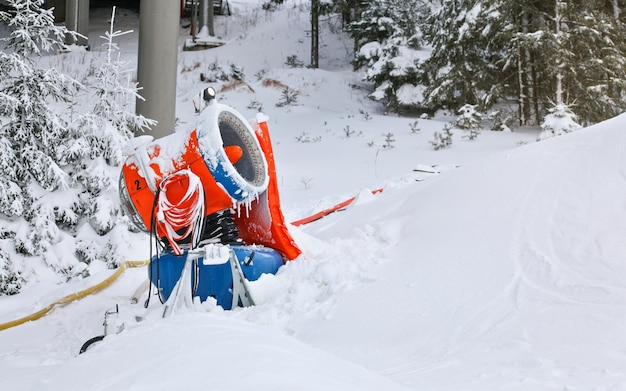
[[319, 0, 626, 130]]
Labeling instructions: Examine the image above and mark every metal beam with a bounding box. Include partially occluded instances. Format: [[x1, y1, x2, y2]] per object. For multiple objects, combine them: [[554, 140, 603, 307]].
[[136, 0, 180, 138]]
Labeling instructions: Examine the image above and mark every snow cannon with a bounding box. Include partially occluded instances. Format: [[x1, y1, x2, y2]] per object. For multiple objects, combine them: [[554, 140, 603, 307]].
[[119, 87, 268, 240], [119, 87, 301, 311]]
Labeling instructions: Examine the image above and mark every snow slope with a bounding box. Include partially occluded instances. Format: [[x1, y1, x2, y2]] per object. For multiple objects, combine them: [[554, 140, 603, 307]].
[[293, 113, 626, 389], [2, 1, 626, 390]]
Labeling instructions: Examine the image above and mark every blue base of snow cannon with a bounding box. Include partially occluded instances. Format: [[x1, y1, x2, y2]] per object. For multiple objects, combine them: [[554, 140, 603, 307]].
[[149, 245, 282, 310]]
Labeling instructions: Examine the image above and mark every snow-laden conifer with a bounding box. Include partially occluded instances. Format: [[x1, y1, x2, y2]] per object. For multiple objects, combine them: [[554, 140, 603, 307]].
[[349, 0, 429, 112], [0, 0, 83, 288], [0, 3, 152, 293], [70, 7, 155, 267], [454, 104, 482, 140], [422, 0, 505, 112], [537, 103, 582, 141]]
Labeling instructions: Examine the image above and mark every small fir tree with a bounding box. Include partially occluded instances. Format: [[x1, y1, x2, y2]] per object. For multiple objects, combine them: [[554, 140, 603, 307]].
[[430, 124, 454, 150], [455, 104, 482, 140], [537, 103, 581, 141], [275, 87, 300, 107]]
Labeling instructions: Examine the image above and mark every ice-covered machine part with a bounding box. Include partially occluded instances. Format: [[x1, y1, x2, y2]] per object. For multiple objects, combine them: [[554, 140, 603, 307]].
[[118, 88, 302, 312], [119, 95, 269, 239]]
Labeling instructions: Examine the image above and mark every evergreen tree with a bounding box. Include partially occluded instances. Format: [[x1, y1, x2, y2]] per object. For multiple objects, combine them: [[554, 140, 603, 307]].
[[501, 0, 547, 126], [68, 6, 154, 267], [0, 3, 153, 293], [555, 0, 626, 125], [422, 0, 507, 112], [454, 103, 482, 140], [537, 103, 582, 140], [0, 0, 82, 277], [498, 0, 626, 126], [349, 0, 429, 112]]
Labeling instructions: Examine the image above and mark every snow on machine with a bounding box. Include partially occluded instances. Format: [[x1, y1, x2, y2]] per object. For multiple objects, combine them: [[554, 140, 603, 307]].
[[119, 87, 301, 312]]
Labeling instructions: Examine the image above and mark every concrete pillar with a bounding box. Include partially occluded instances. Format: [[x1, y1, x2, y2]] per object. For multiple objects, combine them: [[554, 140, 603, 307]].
[[199, 0, 209, 30], [65, 0, 89, 47], [136, 0, 180, 138]]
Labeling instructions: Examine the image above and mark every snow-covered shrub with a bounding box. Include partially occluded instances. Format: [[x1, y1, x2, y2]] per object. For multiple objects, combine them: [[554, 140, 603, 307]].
[[275, 87, 300, 107], [488, 109, 513, 132], [0, 240, 24, 295], [382, 132, 396, 149], [537, 103, 582, 141], [262, 0, 284, 11], [295, 132, 321, 143], [285, 55, 305, 68], [430, 125, 453, 150], [455, 104, 482, 140], [343, 125, 356, 137], [229, 63, 245, 80], [202, 61, 245, 82], [247, 99, 264, 112], [90, 7, 155, 138]]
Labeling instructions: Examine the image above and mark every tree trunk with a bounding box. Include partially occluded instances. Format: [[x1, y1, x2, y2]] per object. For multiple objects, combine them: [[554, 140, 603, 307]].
[[554, 1, 564, 106], [311, 0, 319, 68], [522, 11, 538, 125], [517, 43, 526, 126]]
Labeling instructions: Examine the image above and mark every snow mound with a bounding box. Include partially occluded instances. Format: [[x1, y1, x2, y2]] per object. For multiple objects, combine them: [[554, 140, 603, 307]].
[[294, 113, 626, 389]]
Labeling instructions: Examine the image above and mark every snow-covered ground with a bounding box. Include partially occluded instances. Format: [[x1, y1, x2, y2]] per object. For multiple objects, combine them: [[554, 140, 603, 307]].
[[2, 1, 626, 389]]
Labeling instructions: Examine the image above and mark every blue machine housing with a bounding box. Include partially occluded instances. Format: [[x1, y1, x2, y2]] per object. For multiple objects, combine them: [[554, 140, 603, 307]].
[[149, 245, 283, 310]]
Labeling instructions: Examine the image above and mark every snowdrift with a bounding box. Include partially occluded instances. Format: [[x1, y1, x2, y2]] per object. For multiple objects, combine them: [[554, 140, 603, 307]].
[[295, 113, 626, 389]]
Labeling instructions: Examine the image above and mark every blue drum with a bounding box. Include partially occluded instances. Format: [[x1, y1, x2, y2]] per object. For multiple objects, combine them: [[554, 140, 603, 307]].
[[149, 245, 283, 310]]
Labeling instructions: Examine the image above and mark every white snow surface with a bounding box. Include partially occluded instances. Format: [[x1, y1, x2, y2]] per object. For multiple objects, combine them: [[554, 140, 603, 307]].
[[2, 1, 626, 389]]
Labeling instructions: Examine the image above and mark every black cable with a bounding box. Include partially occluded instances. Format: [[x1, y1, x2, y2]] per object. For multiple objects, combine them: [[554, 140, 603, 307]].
[[147, 186, 164, 306]]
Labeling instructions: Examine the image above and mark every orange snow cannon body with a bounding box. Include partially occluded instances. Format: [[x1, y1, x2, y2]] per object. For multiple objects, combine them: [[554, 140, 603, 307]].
[[120, 130, 234, 237], [119, 97, 301, 262]]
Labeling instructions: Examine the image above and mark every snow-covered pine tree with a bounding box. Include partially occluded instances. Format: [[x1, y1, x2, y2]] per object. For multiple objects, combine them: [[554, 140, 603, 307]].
[[500, 0, 546, 126], [349, 0, 429, 112], [0, 2, 152, 294], [0, 0, 84, 287], [422, 0, 506, 112], [533, 0, 582, 140], [454, 103, 482, 140], [71, 7, 155, 267], [537, 103, 582, 141], [553, 0, 626, 125]]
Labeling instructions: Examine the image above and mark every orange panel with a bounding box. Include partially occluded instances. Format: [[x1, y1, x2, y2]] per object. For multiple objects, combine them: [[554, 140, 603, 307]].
[[234, 120, 302, 262]]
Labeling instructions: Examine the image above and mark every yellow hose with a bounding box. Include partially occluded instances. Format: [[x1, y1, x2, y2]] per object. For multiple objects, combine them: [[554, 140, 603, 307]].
[[0, 260, 149, 332]]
